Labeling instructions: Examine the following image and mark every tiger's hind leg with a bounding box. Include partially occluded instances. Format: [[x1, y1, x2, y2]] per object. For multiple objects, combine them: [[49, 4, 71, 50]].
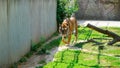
[[75, 20, 78, 42]]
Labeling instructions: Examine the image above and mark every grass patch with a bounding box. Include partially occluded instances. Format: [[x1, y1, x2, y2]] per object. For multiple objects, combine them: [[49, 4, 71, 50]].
[[44, 37, 62, 50], [37, 37, 62, 55], [77, 27, 109, 40], [106, 27, 120, 35], [44, 49, 120, 68], [43, 27, 120, 68], [76, 27, 120, 55]]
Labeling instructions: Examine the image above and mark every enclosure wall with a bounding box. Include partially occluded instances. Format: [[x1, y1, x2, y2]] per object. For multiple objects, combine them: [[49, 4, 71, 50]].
[[0, 0, 56, 67]]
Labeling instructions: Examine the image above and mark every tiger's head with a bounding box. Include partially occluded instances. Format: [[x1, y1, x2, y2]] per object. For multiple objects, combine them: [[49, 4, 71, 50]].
[[59, 19, 69, 39]]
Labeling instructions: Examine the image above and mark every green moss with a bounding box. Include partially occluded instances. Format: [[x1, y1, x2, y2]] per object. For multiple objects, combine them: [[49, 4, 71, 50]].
[[25, 51, 33, 58], [38, 60, 46, 64], [18, 57, 27, 63]]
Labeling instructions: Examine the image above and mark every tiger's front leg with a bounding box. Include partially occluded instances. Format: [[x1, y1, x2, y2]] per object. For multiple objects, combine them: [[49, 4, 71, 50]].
[[67, 33, 72, 45], [62, 37, 68, 44]]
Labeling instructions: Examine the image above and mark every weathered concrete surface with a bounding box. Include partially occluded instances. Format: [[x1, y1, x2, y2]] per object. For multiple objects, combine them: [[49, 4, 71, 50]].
[[75, 0, 120, 20], [0, 1, 9, 68], [0, 0, 56, 67]]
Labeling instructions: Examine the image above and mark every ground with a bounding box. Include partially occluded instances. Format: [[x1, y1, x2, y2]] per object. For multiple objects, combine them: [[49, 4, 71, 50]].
[[18, 21, 120, 68]]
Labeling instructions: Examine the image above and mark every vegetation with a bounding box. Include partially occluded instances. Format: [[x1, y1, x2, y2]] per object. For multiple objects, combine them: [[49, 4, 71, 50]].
[[57, 0, 78, 30], [11, 32, 59, 67], [12, 27, 120, 68], [57, 0, 78, 21], [18, 57, 27, 63], [37, 37, 62, 55], [42, 27, 120, 68], [38, 60, 46, 64], [44, 49, 120, 68]]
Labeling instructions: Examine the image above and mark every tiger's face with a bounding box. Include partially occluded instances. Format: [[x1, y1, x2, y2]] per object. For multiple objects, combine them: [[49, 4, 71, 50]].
[[59, 20, 69, 39]]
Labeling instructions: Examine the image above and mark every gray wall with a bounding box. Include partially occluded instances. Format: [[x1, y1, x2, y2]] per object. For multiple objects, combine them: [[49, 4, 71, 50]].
[[0, 0, 56, 67], [75, 0, 120, 20]]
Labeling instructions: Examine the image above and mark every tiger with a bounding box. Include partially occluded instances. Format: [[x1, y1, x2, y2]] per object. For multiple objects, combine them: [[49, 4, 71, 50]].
[[59, 17, 78, 44]]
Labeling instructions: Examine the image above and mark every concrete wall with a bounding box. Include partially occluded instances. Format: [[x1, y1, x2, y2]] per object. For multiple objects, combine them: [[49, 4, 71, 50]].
[[0, 0, 56, 67], [75, 0, 120, 20]]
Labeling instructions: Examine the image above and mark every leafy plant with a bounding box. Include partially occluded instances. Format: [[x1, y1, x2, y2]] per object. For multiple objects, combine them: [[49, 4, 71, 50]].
[[57, 0, 78, 30], [37, 48, 46, 55], [10, 63, 18, 68], [18, 57, 27, 63], [36, 66, 43, 68], [31, 37, 45, 52], [64, 0, 78, 17], [25, 51, 33, 58]]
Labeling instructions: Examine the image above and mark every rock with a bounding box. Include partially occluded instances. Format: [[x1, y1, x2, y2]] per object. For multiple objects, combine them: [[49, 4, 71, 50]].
[[75, 0, 120, 20]]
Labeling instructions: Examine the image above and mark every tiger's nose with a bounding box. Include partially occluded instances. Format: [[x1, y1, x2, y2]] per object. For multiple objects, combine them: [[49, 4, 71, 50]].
[[64, 36, 66, 38]]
